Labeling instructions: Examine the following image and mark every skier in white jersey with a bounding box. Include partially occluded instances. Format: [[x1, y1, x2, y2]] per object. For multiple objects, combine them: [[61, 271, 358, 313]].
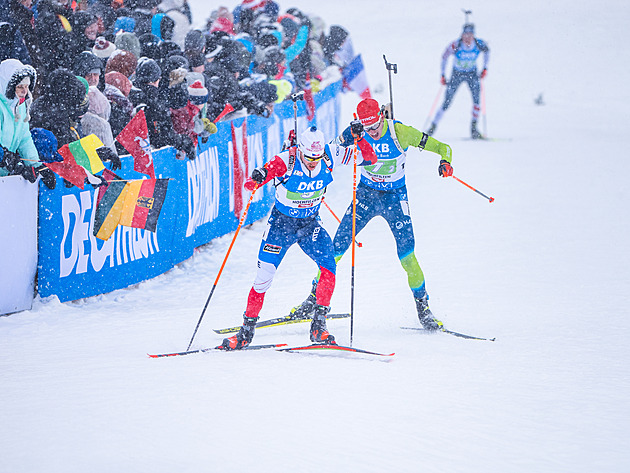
[[221, 126, 376, 350]]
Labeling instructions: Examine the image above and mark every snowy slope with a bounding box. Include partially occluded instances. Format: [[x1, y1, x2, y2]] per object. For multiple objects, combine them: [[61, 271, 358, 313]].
[[2, 1, 630, 472]]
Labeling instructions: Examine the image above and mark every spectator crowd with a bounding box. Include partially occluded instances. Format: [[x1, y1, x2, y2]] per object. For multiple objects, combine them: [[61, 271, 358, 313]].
[[0, 0, 358, 188]]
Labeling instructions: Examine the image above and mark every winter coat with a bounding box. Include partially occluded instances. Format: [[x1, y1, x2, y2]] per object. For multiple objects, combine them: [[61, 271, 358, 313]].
[[34, 0, 73, 74], [81, 86, 117, 154], [0, 21, 30, 64], [130, 80, 191, 154], [157, 0, 191, 50], [104, 79, 132, 138], [0, 58, 39, 175], [9, 0, 39, 65], [30, 68, 86, 146]]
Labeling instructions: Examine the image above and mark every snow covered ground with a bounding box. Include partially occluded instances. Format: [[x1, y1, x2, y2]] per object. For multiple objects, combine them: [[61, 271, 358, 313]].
[[2, 1, 629, 472]]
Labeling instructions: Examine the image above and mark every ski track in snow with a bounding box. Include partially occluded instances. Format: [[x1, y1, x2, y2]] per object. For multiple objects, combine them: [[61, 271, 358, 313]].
[[2, 1, 630, 471]]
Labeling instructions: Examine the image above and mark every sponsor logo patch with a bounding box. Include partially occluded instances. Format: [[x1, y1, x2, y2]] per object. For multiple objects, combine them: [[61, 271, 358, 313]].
[[263, 243, 282, 254]]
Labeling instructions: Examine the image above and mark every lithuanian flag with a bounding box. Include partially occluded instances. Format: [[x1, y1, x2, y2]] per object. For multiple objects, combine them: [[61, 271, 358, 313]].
[[69, 134, 105, 174], [93, 178, 169, 241]]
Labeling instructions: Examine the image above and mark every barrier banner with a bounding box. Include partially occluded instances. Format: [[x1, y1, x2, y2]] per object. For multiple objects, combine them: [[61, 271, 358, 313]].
[[37, 81, 342, 302], [1, 176, 38, 315]]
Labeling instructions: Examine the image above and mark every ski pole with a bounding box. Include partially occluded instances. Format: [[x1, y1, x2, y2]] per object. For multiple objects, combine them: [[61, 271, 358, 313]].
[[424, 84, 444, 130], [186, 184, 260, 350], [382, 55, 398, 119], [350, 125, 360, 346], [451, 175, 494, 203], [480, 81, 487, 137], [291, 91, 304, 143], [322, 199, 363, 248]]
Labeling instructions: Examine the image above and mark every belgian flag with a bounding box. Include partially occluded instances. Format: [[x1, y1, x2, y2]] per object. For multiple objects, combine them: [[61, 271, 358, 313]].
[[93, 177, 169, 241]]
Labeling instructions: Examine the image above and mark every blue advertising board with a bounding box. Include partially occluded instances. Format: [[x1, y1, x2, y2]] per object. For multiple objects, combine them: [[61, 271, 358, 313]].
[[37, 81, 342, 302]]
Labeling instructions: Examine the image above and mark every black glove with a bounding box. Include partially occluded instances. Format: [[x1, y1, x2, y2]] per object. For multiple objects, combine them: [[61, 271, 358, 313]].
[[251, 167, 268, 184], [36, 165, 56, 189], [96, 146, 121, 171], [0, 146, 21, 174], [350, 119, 364, 137], [19, 164, 38, 183]]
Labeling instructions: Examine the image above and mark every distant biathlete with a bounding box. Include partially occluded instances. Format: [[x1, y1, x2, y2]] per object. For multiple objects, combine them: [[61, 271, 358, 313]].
[[427, 23, 490, 139]]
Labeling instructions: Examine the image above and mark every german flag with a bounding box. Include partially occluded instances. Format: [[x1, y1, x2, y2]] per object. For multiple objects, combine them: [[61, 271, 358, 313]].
[[119, 179, 169, 232], [93, 178, 169, 240]]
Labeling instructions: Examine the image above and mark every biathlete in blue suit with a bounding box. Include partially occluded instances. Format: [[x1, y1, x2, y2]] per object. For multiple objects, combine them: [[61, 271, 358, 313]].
[[222, 126, 377, 350], [427, 23, 490, 139], [291, 98, 454, 331]]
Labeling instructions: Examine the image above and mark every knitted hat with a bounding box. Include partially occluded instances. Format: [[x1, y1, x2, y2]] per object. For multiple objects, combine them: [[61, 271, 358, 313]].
[[135, 58, 161, 84], [185, 29, 205, 53], [210, 17, 234, 35], [105, 49, 138, 78], [30, 128, 64, 163], [114, 16, 136, 34], [92, 36, 116, 58], [462, 23, 475, 34], [115, 32, 142, 59], [105, 71, 132, 97], [242, 0, 267, 9], [356, 98, 381, 126], [187, 80, 208, 105]]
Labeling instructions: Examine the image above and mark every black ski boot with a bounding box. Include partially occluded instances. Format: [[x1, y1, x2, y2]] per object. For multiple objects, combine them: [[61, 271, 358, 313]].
[[415, 296, 443, 331], [310, 304, 336, 344], [289, 281, 318, 319], [427, 123, 436, 136], [471, 120, 484, 140], [221, 315, 258, 350]]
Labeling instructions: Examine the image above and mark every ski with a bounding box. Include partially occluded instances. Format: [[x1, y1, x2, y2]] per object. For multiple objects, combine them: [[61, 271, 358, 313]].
[[213, 313, 351, 334], [148, 343, 288, 358], [460, 136, 512, 142], [401, 326, 495, 341], [277, 343, 395, 357]]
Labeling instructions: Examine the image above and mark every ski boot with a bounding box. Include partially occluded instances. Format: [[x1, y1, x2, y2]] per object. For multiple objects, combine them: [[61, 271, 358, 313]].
[[426, 123, 436, 136], [471, 120, 484, 140], [221, 315, 258, 350], [415, 296, 443, 331], [289, 281, 318, 319], [310, 304, 337, 344]]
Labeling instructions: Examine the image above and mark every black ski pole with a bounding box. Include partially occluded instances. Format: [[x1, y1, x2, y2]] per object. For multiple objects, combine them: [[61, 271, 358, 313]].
[[382, 55, 398, 119], [291, 91, 304, 144]]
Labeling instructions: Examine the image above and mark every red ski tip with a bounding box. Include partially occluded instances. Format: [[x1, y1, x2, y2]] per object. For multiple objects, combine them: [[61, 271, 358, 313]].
[[489, 197, 495, 203]]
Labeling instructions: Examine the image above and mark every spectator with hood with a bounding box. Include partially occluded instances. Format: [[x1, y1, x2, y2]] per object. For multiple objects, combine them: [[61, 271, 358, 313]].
[[157, 0, 191, 50], [130, 57, 195, 159], [30, 68, 89, 146], [0, 58, 41, 182]]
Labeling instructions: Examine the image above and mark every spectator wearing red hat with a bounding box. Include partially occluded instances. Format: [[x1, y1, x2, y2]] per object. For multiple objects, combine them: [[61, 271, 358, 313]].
[[171, 78, 217, 144], [291, 98, 454, 332]]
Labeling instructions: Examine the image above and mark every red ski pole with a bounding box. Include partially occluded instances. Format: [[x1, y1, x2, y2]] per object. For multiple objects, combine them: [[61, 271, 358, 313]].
[[186, 184, 260, 350], [452, 175, 494, 203], [322, 199, 362, 248]]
